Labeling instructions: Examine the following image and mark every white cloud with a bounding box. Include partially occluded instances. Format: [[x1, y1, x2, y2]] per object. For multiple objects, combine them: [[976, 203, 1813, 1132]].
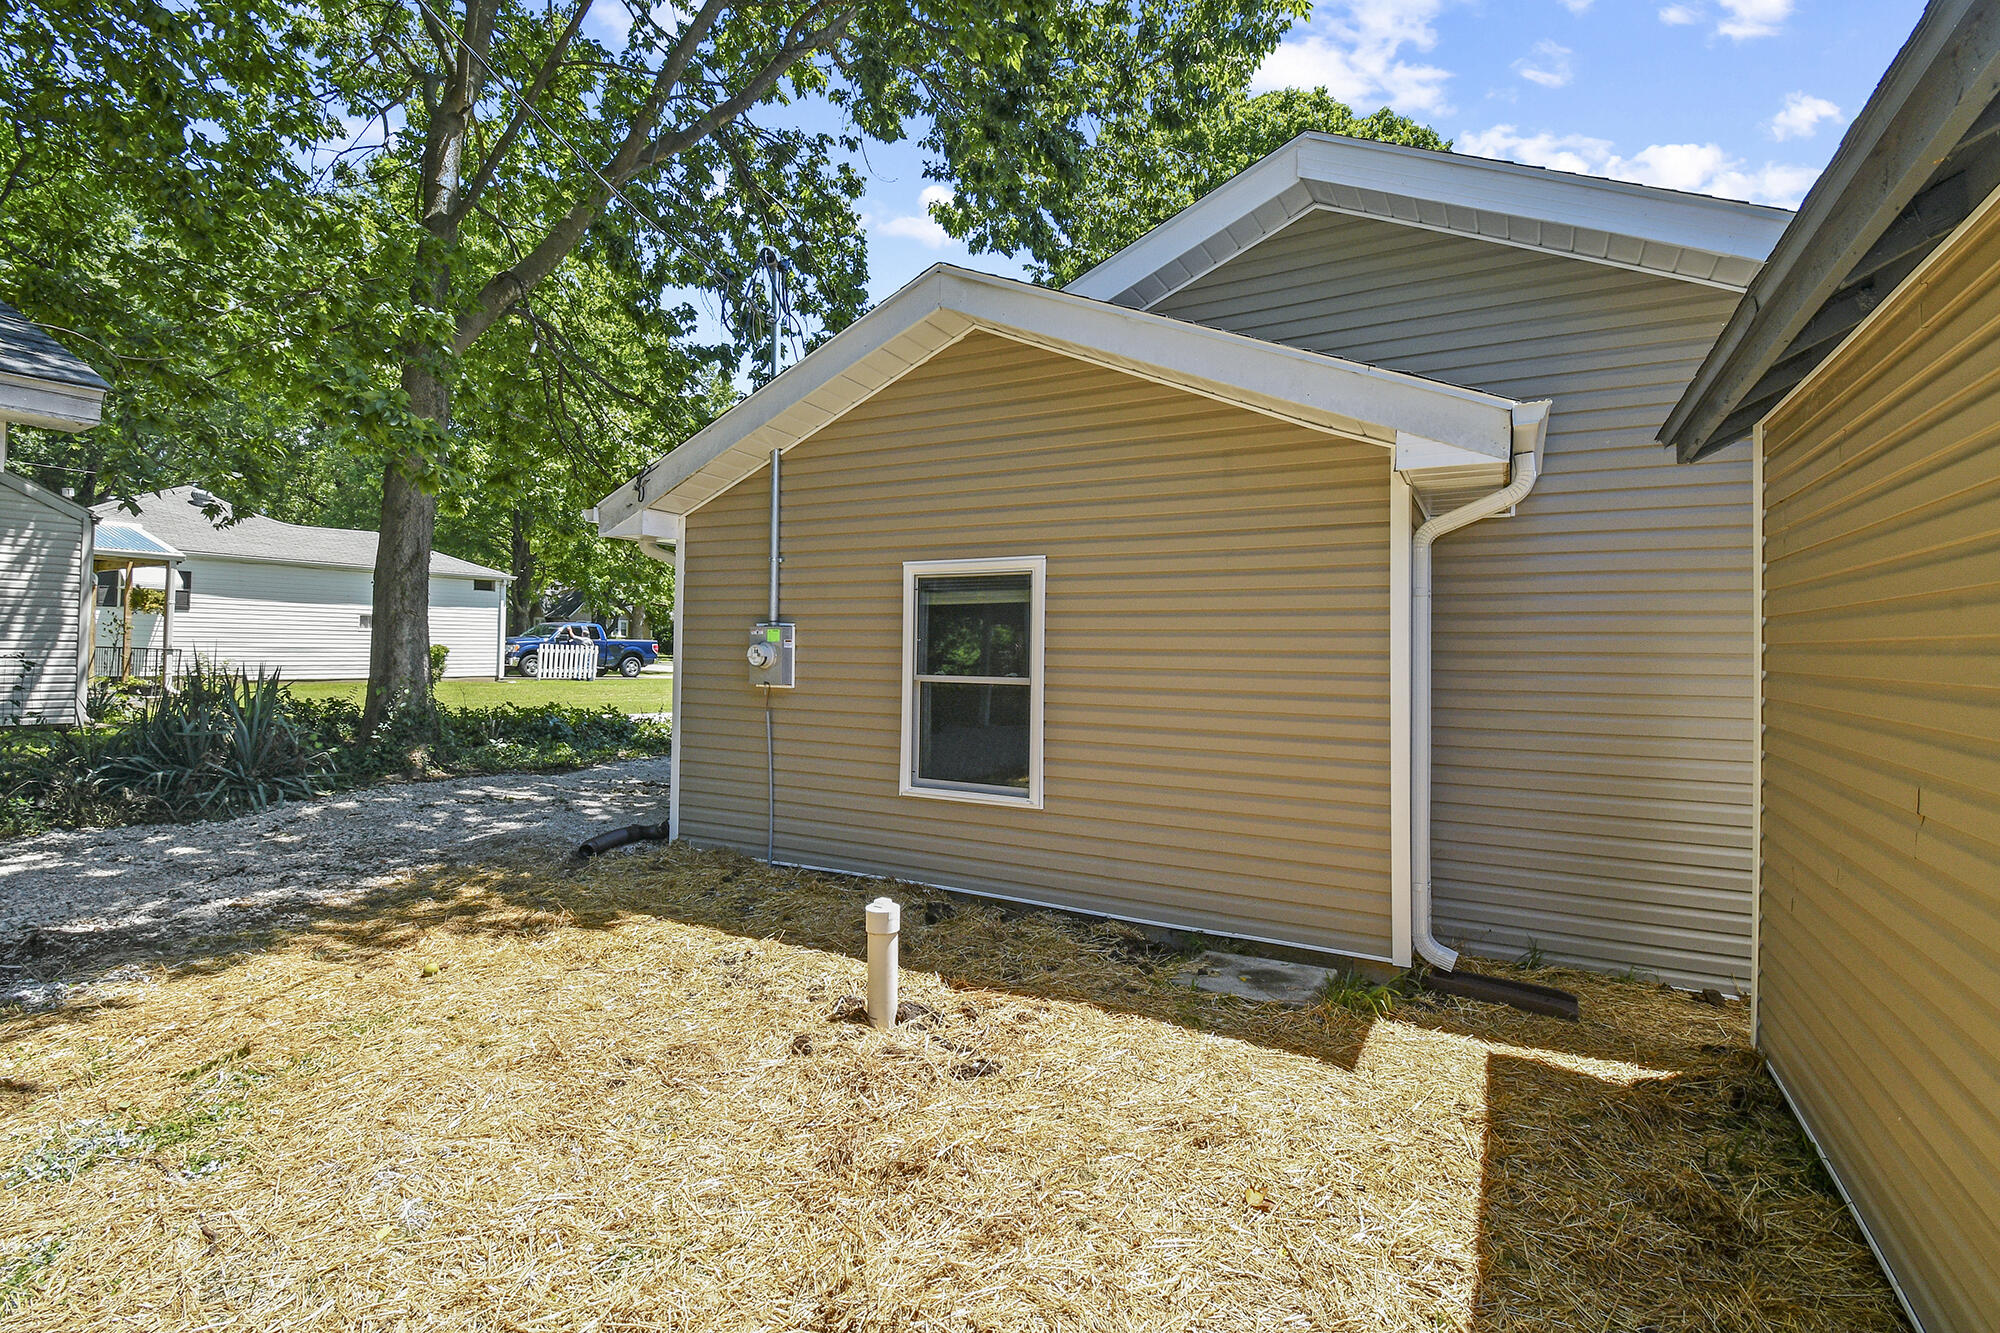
[[1253, 0, 1457, 114], [1716, 0, 1791, 39], [1768, 91, 1843, 141], [874, 184, 956, 249], [1658, 5, 1700, 24], [1558, 0, 1593, 11], [1459, 124, 1820, 206], [1513, 40, 1573, 89]]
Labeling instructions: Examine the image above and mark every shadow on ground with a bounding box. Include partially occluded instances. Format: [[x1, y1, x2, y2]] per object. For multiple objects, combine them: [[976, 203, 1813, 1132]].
[[0, 838, 1909, 1331]]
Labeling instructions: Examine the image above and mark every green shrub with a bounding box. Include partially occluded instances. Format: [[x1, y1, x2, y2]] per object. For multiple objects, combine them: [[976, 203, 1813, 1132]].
[[428, 644, 450, 687], [86, 660, 329, 820], [2, 679, 671, 839]]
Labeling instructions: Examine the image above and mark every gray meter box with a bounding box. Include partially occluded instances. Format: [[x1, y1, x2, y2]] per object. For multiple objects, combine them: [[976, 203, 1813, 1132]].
[[747, 621, 795, 688]]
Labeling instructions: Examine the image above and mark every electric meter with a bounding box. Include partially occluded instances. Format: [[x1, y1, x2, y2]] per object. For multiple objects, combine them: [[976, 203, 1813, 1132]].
[[748, 621, 795, 688]]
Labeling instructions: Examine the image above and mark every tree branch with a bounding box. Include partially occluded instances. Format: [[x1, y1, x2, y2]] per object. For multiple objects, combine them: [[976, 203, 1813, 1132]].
[[451, 0, 595, 225], [451, 4, 853, 354]]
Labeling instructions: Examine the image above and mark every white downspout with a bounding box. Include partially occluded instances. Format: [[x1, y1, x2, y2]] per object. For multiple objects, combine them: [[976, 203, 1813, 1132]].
[[1410, 401, 1551, 972]]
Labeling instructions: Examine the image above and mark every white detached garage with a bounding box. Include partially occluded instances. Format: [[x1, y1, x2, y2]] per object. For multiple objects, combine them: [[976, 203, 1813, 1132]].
[[95, 487, 508, 681]]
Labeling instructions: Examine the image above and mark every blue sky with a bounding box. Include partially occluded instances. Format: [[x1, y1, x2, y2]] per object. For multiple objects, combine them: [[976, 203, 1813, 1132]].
[[846, 0, 1928, 303]]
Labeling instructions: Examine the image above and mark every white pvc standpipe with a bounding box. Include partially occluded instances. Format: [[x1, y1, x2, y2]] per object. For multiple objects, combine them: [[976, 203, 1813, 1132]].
[[865, 897, 900, 1030]]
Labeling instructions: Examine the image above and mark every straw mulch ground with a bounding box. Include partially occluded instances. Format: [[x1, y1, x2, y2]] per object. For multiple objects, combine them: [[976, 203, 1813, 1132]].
[[0, 843, 1905, 1331]]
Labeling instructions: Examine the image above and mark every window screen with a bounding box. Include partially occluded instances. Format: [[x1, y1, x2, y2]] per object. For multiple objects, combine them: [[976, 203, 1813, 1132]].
[[175, 570, 191, 611], [913, 572, 1032, 792]]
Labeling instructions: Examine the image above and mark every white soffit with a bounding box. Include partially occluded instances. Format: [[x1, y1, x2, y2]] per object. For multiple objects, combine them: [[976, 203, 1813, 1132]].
[[596, 264, 1525, 534], [1064, 133, 1796, 309]]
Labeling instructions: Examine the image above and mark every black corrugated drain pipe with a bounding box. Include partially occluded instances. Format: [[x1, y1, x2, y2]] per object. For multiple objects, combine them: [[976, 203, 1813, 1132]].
[[1418, 968, 1580, 1021], [576, 822, 672, 858]]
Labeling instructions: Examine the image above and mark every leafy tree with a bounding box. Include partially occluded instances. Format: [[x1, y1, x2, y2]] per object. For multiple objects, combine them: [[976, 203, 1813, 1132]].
[[940, 88, 1450, 287], [303, 0, 1308, 730], [7, 0, 1312, 732]]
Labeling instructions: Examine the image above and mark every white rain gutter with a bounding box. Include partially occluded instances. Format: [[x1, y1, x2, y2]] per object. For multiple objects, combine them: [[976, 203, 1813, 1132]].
[[1409, 400, 1552, 971]]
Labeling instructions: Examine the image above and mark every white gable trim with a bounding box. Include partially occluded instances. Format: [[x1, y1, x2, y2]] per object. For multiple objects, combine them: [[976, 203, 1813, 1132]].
[[1064, 134, 1795, 310], [596, 264, 1524, 533]]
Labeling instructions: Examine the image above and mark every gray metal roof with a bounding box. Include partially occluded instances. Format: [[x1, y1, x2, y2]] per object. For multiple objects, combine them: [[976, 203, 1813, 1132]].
[[93, 518, 183, 562], [1662, 0, 2000, 461], [94, 487, 506, 579], [0, 300, 109, 391]]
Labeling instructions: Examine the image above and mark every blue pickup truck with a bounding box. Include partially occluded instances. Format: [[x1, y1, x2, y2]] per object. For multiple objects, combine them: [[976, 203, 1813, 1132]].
[[506, 622, 662, 678]]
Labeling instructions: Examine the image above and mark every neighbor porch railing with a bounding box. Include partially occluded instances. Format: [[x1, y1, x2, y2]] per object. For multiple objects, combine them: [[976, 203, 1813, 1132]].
[[92, 646, 182, 683]]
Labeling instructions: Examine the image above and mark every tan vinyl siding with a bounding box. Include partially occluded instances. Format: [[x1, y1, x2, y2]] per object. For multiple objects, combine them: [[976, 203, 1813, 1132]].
[[0, 478, 85, 725], [679, 332, 1397, 957], [1757, 199, 2000, 1333], [1154, 209, 1753, 988]]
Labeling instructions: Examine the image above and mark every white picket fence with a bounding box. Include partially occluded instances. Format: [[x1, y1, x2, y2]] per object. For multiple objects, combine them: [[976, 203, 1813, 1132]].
[[536, 641, 598, 681]]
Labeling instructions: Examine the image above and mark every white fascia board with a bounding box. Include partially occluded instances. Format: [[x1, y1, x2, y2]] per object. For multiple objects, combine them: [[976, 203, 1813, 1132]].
[[1065, 132, 1794, 305], [0, 371, 104, 432], [596, 264, 1520, 534]]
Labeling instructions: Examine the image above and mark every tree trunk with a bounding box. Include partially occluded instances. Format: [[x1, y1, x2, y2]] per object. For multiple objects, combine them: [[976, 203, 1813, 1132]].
[[361, 361, 446, 733], [508, 506, 536, 633]]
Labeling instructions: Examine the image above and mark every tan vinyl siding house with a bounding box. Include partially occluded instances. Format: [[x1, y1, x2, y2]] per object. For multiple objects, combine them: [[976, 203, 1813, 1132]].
[[600, 135, 1780, 984], [1754, 193, 2000, 1333], [1656, 6, 2000, 1324], [1144, 211, 1757, 988], [680, 333, 1400, 957]]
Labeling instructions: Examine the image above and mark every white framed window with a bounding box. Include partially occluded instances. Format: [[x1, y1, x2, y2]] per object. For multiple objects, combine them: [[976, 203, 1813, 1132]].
[[900, 556, 1045, 808]]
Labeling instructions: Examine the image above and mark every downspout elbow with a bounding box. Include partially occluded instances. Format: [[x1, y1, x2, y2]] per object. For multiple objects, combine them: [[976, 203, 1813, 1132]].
[[1408, 402, 1549, 974]]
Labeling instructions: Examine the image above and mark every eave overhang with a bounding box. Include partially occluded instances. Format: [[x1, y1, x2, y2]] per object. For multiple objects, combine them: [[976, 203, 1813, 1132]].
[[1661, 0, 2000, 462]]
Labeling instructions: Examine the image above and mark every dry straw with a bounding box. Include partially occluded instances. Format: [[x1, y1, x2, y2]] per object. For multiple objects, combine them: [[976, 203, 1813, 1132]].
[[1, 844, 1905, 1331]]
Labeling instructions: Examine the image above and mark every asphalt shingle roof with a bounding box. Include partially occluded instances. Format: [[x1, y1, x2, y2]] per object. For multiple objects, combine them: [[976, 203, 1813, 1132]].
[[94, 487, 506, 579], [0, 300, 110, 391]]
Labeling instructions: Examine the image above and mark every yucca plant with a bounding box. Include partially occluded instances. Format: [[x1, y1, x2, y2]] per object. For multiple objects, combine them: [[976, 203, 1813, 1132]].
[[88, 660, 331, 820]]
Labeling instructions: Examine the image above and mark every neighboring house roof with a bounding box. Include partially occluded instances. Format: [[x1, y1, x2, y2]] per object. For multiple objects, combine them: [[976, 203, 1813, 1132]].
[[95, 487, 507, 579], [594, 264, 1547, 536], [1063, 132, 1796, 312], [92, 518, 183, 563], [0, 299, 108, 432], [1662, 0, 2000, 462]]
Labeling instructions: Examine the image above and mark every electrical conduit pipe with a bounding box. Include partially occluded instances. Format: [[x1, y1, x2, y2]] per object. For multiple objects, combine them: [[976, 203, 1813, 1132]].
[[1410, 401, 1551, 972]]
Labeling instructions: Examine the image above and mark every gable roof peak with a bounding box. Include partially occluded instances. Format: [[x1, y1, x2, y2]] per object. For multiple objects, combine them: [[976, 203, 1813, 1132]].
[[1065, 131, 1795, 310]]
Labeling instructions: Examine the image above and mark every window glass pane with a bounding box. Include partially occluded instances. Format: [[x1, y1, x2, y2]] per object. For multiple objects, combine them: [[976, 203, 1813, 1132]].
[[917, 573, 1030, 677], [918, 681, 1029, 789]]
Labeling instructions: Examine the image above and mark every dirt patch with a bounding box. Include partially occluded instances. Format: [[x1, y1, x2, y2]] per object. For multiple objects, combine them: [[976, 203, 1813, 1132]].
[[0, 844, 1907, 1332], [0, 758, 669, 975]]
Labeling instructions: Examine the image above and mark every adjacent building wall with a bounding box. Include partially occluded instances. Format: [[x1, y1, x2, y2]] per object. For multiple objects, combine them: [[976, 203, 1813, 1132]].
[[1154, 210, 1754, 988], [679, 332, 1401, 958], [1757, 196, 2000, 1333], [0, 473, 87, 724], [161, 557, 502, 679]]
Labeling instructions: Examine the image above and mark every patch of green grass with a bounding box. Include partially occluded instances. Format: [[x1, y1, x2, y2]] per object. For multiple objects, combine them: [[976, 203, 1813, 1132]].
[[1516, 940, 1547, 970], [0, 1237, 63, 1313], [7, 1067, 266, 1186], [288, 675, 672, 714], [1316, 968, 1405, 1019]]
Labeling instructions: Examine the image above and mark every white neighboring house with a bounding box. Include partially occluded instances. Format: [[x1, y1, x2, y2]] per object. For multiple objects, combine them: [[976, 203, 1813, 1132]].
[[94, 486, 510, 681], [0, 299, 107, 725]]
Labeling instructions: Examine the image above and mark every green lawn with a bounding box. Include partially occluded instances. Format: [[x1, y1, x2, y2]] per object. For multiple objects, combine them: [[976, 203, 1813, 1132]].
[[288, 674, 672, 714]]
